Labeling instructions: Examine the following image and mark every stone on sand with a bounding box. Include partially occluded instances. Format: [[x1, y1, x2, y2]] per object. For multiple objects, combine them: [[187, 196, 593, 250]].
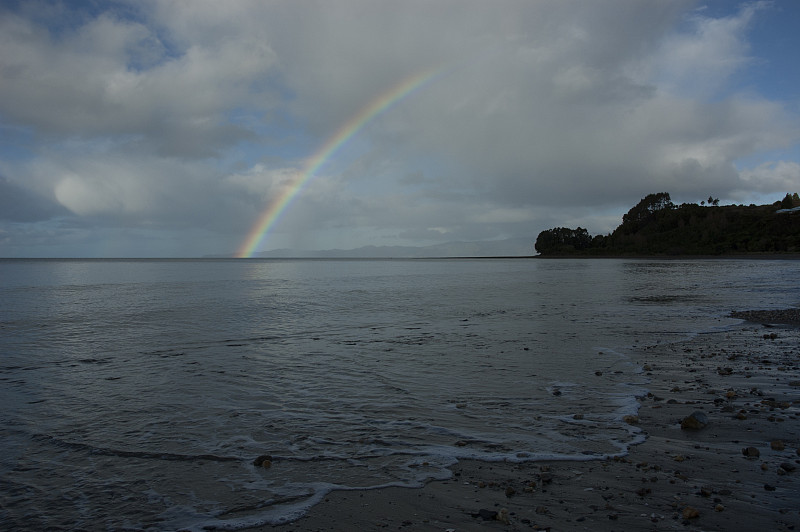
[[680, 411, 708, 430]]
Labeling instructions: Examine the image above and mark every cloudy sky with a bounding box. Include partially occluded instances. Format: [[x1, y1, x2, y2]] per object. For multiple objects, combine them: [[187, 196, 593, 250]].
[[1, 0, 798, 257]]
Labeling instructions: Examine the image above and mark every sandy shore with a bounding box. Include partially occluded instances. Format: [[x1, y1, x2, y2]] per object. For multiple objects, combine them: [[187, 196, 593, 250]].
[[268, 312, 800, 531]]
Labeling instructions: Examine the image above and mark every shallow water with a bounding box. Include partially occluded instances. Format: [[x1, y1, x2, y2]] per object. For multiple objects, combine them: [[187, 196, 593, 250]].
[[1, 258, 798, 530]]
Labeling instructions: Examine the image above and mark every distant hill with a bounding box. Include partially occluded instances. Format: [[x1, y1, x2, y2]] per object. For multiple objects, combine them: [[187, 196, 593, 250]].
[[248, 237, 535, 258], [535, 192, 800, 256]]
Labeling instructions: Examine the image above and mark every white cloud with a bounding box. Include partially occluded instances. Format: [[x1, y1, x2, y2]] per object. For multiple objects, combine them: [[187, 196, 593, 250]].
[[738, 161, 800, 193], [649, 2, 766, 97], [0, 6, 276, 157]]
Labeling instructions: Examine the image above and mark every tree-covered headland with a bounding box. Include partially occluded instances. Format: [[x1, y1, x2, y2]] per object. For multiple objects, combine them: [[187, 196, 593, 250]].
[[535, 192, 800, 256]]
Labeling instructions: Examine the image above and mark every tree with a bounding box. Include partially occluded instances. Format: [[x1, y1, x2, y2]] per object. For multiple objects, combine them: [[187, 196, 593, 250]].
[[535, 227, 592, 255], [620, 192, 674, 233]]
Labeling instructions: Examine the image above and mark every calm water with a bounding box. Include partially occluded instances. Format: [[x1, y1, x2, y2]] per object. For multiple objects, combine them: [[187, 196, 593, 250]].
[[1, 258, 799, 530]]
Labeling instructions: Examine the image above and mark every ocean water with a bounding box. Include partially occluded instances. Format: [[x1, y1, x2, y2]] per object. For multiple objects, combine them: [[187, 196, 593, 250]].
[[1, 258, 798, 530]]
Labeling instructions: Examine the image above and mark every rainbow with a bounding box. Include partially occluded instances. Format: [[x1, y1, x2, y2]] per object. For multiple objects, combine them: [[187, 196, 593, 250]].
[[235, 68, 439, 258]]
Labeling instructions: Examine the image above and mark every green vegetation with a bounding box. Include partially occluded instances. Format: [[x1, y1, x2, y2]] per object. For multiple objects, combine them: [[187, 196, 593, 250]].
[[535, 192, 800, 256]]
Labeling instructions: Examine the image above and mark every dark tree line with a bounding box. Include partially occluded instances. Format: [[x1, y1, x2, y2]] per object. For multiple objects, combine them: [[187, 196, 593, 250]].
[[534, 227, 592, 254], [535, 192, 800, 256]]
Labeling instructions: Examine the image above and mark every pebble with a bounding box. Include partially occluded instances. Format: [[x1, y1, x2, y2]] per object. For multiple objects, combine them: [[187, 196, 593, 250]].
[[742, 447, 760, 458], [680, 411, 708, 430], [624, 415, 639, 425], [253, 455, 273, 468], [770, 440, 785, 451], [473, 509, 497, 520], [496, 508, 510, 524], [682, 506, 700, 519]]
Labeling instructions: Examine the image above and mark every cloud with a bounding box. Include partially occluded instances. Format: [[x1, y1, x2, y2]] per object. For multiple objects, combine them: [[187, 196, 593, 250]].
[[0, 1, 798, 256], [649, 1, 767, 96], [738, 161, 800, 193], [0, 174, 67, 222], [0, 5, 276, 157]]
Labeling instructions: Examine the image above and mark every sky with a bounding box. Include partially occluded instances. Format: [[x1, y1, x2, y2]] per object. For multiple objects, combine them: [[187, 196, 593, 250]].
[[1, 0, 799, 257]]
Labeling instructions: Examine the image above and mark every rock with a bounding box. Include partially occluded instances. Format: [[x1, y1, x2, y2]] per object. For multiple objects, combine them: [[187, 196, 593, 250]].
[[624, 415, 639, 425], [715, 504, 725, 512], [680, 411, 708, 430], [496, 508, 510, 524], [779, 462, 796, 473], [472, 509, 497, 521], [717, 367, 733, 375], [682, 506, 700, 519], [742, 447, 760, 458], [770, 440, 785, 451], [764, 484, 776, 491], [253, 454, 273, 468], [505, 486, 516, 498]]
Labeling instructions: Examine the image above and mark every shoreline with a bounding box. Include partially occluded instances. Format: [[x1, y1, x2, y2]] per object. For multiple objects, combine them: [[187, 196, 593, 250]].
[[267, 315, 800, 531], [533, 253, 800, 260]]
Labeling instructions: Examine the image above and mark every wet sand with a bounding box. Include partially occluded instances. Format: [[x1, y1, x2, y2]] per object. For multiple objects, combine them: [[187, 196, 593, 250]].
[[271, 312, 800, 531]]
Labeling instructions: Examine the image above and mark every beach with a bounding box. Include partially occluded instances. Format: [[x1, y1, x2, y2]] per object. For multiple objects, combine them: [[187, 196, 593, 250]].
[[276, 312, 800, 531]]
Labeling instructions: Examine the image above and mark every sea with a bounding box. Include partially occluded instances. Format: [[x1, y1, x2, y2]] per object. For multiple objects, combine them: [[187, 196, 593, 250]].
[[1, 258, 799, 530]]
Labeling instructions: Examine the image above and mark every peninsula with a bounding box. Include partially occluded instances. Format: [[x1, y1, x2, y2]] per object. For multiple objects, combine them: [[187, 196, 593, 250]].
[[535, 193, 800, 256]]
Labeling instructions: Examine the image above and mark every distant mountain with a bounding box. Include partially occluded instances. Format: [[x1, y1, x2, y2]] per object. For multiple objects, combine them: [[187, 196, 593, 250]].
[[250, 238, 534, 258]]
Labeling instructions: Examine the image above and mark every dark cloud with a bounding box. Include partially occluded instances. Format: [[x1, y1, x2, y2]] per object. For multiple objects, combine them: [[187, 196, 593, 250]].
[[0, 175, 68, 222]]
